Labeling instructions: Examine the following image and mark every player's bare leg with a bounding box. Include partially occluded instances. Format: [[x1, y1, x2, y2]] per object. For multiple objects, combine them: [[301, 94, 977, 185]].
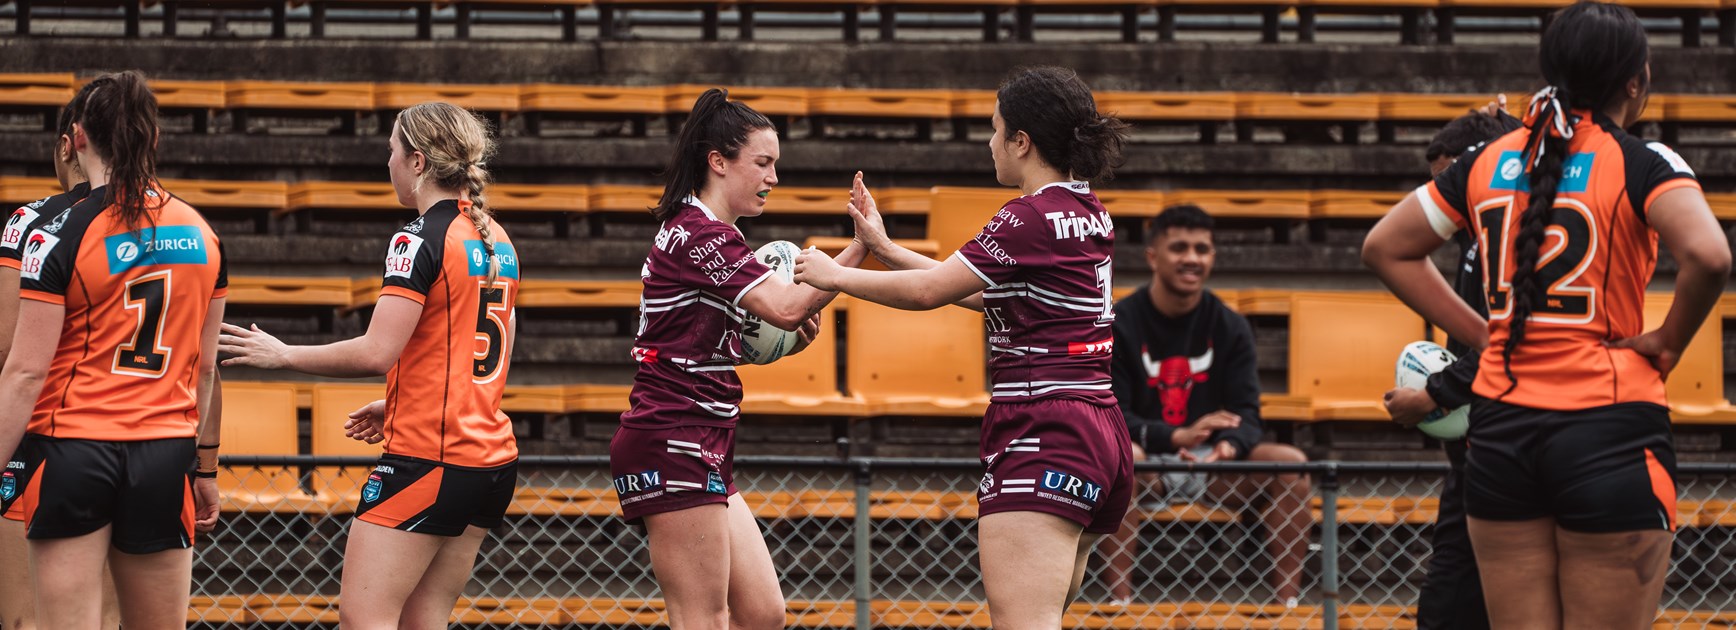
[[28, 526, 112, 629], [645, 503, 733, 630], [338, 520, 448, 630], [397, 525, 490, 630], [979, 511, 1088, 630], [1469, 517, 1562, 629], [1557, 528, 1671, 630], [723, 493, 786, 630], [105, 545, 195, 630]]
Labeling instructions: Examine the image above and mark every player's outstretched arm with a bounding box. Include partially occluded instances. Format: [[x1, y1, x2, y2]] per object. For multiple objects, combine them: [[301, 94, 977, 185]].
[[795, 250, 987, 312], [0, 300, 63, 468], [846, 172, 938, 272], [219, 295, 423, 377], [1362, 193, 1487, 350]]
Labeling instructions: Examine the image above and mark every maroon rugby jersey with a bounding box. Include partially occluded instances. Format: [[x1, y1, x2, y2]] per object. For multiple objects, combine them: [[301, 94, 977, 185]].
[[622, 199, 776, 428], [955, 181, 1117, 405]]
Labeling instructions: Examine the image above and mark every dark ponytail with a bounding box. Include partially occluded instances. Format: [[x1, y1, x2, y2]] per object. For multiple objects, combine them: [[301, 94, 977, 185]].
[[995, 66, 1129, 181], [77, 70, 161, 234], [1500, 0, 1649, 398], [653, 88, 775, 222]]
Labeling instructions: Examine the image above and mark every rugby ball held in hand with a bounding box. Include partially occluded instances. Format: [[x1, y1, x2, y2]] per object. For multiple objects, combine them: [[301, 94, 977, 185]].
[[739, 240, 801, 365], [1395, 340, 1470, 441]]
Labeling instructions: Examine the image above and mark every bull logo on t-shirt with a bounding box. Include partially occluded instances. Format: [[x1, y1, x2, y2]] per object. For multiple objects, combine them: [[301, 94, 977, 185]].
[[1143, 346, 1213, 426]]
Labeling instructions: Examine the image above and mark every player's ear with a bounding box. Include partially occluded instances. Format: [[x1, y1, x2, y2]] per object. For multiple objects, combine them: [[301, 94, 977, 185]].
[[1011, 130, 1033, 159], [70, 123, 88, 152], [707, 150, 728, 178], [410, 150, 426, 176]]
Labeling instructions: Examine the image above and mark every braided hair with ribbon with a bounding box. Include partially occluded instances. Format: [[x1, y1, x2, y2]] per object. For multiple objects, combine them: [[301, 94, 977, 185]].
[[1498, 0, 1650, 398]]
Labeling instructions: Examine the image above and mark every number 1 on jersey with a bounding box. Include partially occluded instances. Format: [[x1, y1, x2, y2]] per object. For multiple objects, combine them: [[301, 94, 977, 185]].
[[114, 270, 172, 378]]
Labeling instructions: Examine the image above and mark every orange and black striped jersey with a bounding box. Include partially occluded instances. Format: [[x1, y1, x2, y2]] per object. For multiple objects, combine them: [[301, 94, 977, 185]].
[[1, 182, 89, 271], [1420, 110, 1701, 410], [18, 184, 228, 440], [376, 199, 520, 468]]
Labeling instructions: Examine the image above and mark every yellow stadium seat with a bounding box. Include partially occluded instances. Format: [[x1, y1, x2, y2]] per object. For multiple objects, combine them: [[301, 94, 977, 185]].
[[928, 186, 1013, 258], [226, 276, 356, 307], [845, 297, 988, 416], [489, 184, 590, 214], [373, 82, 522, 113], [0, 176, 62, 207], [1165, 190, 1311, 220], [762, 186, 852, 215], [1645, 294, 1736, 423], [1378, 93, 1505, 122], [1097, 91, 1237, 122], [507, 486, 617, 517], [144, 79, 227, 110], [1237, 288, 1294, 316], [1095, 189, 1167, 217], [666, 85, 810, 118], [0, 73, 74, 108], [160, 179, 288, 212], [500, 385, 574, 414], [567, 383, 632, 413], [215, 381, 327, 514], [1707, 193, 1736, 221], [950, 90, 998, 119], [308, 383, 388, 511], [1309, 190, 1407, 219], [809, 88, 952, 119], [1288, 291, 1426, 420], [1237, 93, 1380, 121], [225, 81, 373, 111], [588, 184, 664, 214], [738, 306, 869, 416], [519, 84, 667, 117], [514, 279, 643, 308], [877, 188, 934, 216], [283, 181, 401, 215]]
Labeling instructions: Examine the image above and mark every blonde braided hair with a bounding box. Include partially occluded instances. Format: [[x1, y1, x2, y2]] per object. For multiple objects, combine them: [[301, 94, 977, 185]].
[[395, 102, 502, 283]]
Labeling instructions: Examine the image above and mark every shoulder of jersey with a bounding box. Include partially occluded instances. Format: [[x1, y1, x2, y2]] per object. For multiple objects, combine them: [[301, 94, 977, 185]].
[[1621, 135, 1697, 178]]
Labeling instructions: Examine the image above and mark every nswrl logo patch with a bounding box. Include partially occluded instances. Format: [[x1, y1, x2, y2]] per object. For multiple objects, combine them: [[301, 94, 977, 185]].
[[0, 471, 15, 501], [362, 473, 383, 503], [707, 470, 727, 494]]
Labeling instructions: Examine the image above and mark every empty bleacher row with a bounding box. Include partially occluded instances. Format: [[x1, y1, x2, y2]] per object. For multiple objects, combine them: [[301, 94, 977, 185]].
[[5, 0, 1734, 46], [5, 74, 1736, 144]]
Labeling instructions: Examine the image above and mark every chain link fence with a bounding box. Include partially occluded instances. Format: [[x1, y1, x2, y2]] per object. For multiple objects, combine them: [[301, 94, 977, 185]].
[[187, 456, 1736, 629]]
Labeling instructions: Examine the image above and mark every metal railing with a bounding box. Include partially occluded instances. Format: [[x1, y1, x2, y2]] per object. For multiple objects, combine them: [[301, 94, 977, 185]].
[[190, 455, 1736, 629]]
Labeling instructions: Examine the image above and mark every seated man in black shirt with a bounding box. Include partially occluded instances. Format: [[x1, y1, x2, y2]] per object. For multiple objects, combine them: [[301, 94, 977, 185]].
[[1102, 205, 1311, 608]]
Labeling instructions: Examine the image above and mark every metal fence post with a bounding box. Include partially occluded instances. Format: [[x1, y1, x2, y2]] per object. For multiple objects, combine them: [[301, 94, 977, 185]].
[[1319, 462, 1340, 630], [853, 459, 873, 630]]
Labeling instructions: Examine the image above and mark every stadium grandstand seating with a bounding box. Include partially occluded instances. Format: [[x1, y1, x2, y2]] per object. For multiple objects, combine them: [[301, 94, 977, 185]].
[[5, 10, 1736, 628]]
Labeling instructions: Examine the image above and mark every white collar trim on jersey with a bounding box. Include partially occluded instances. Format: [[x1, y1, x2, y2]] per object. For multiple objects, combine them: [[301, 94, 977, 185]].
[[683, 195, 722, 222], [1030, 181, 1092, 197]]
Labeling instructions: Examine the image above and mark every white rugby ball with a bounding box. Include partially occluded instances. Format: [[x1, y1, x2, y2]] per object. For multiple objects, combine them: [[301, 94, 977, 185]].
[[739, 240, 801, 365], [1394, 341, 1470, 441]]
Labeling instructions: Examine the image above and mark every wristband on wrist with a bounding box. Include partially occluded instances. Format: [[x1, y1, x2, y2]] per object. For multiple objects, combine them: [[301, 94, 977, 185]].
[[191, 470, 218, 479]]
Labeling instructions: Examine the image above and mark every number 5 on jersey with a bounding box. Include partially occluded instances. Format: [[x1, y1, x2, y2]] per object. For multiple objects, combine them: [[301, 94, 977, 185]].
[[473, 281, 511, 383]]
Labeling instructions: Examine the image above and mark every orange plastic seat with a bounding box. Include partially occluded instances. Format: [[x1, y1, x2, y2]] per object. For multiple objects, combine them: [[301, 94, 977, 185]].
[[928, 186, 1013, 257], [515, 279, 643, 308], [666, 85, 810, 117], [808, 88, 952, 119], [374, 82, 523, 113], [159, 179, 288, 212], [1095, 91, 1237, 121], [1165, 190, 1311, 219], [588, 184, 664, 213], [738, 306, 868, 416], [1235, 288, 1294, 316], [309, 383, 388, 511], [490, 184, 590, 214], [519, 84, 668, 115], [1646, 294, 1736, 423], [0, 176, 62, 206], [148, 80, 227, 110], [950, 90, 998, 119], [0, 73, 75, 107], [845, 297, 988, 416], [226, 276, 355, 306], [1236, 93, 1380, 122], [507, 486, 617, 517], [225, 81, 374, 111], [567, 383, 633, 413], [501, 385, 575, 414], [215, 381, 328, 514], [805, 236, 939, 273], [1707, 192, 1736, 221], [1309, 190, 1407, 219], [761, 186, 852, 215], [1665, 95, 1736, 122], [1095, 189, 1166, 217], [284, 181, 401, 215], [877, 188, 934, 216], [1378, 93, 1507, 122], [1287, 291, 1425, 420]]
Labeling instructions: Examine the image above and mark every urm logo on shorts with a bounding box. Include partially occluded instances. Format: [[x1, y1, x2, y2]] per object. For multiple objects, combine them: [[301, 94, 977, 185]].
[[706, 471, 727, 494], [361, 474, 383, 503], [612, 470, 662, 494], [105, 226, 208, 275], [1040, 470, 1102, 504], [1489, 151, 1595, 194]]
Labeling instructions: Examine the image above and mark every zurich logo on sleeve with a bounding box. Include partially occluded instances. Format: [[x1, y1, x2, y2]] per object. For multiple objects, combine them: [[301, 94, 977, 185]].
[[105, 226, 208, 275], [463, 241, 519, 279], [1489, 151, 1595, 194]]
